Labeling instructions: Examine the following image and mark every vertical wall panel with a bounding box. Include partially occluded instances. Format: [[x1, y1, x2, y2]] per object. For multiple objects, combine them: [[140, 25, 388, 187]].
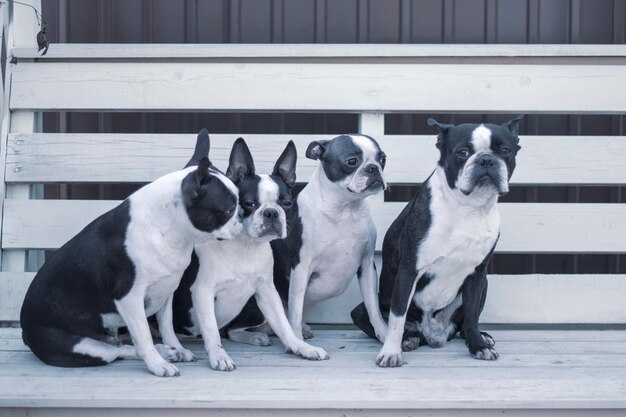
[[111, 0, 142, 43], [410, 0, 444, 42], [368, 0, 402, 42], [495, 0, 528, 43], [283, 0, 316, 42], [239, 0, 273, 42], [578, 0, 614, 42], [450, 0, 487, 43], [325, 0, 359, 43], [67, 0, 99, 42], [196, 0, 228, 43], [153, 0, 185, 42], [537, 0, 571, 42]]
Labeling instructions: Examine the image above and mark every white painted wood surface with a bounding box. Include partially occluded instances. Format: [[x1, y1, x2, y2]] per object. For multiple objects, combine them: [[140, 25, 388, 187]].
[[3, 328, 626, 414], [3, 199, 624, 253], [11, 62, 626, 113], [3, 270, 626, 324], [12, 43, 626, 59], [7, 133, 626, 185]]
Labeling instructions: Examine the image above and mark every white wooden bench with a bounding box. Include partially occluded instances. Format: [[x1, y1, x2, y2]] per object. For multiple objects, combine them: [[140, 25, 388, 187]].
[[2, 1, 626, 415]]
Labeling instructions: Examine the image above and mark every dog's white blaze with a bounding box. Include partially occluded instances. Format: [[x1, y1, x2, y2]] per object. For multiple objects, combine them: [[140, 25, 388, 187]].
[[258, 174, 280, 206], [344, 134, 386, 193], [349, 134, 378, 162], [471, 124, 492, 152]]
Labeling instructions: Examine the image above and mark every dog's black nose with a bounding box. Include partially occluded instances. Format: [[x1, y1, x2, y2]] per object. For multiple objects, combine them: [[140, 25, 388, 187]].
[[476, 154, 496, 168], [364, 164, 379, 174], [263, 208, 279, 221]]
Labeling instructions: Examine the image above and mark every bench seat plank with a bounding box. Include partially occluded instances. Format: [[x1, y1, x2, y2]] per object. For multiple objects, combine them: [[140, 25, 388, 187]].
[[2, 329, 626, 414]]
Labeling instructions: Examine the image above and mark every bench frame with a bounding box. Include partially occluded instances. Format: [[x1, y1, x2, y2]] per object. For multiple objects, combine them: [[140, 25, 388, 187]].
[[2, 1, 626, 328]]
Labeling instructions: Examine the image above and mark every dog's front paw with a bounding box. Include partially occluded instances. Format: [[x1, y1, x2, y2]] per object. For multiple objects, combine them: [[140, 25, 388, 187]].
[[208, 347, 236, 371], [301, 323, 314, 339], [289, 342, 329, 361], [376, 345, 404, 367], [470, 347, 499, 360], [481, 331, 495, 348], [177, 346, 196, 362], [401, 336, 420, 352], [155, 344, 195, 362], [146, 357, 180, 377]]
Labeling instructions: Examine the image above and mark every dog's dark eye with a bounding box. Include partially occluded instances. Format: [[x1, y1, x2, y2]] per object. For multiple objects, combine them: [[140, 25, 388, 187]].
[[456, 149, 470, 159], [345, 158, 359, 167], [281, 200, 293, 208], [244, 201, 257, 209], [500, 147, 512, 156], [226, 206, 236, 217], [379, 154, 387, 169]]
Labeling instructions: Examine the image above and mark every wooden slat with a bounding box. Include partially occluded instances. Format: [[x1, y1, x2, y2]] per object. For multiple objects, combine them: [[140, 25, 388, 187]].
[[13, 43, 626, 59], [8, 133, 626, 185], [6, 133, 323, 184], [3, 328, 626, 413], [306, 272, 626, 325], [11, 62, 626, 113], [0, 272, 33, 322], [3, 200, 625, 253], [4, 270, 626, 324], [370, 202, 626, 253]]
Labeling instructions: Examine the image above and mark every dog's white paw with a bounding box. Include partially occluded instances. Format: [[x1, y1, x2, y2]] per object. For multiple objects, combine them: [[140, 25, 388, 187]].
[[471, 347, 499, 360], [401, 337, 420, 352], [376, 345, 404, 367], [481, 332, 496, 348], [208, 347, 236, 371], [155, 344, 192, 362], [146, 357, 180, 377], [301, 323, 314, 339], [176, 346, 196, 362], [290, 342, 329, 361]]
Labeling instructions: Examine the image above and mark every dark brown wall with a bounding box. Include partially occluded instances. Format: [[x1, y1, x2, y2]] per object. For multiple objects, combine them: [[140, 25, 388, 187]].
[[42, 0, 626, 44], [40, 0, 626, 274]]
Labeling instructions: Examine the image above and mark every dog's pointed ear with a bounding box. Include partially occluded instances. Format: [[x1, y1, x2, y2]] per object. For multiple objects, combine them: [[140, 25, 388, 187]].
[[273, 140, 297, 189], [226, 138, 255, 185], [191, 157, 211, 200], [427, 118, 455, 150], [185, 128, 211, 168], [503, 114, 525, 143], [306, 140, 329, 160]]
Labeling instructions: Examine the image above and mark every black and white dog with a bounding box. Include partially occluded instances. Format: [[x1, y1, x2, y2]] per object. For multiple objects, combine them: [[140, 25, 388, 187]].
[[20, 129, 242, 377], [351, 116, 523, 367], [237, 134, 388, 341], [173, 138, 328, 371]]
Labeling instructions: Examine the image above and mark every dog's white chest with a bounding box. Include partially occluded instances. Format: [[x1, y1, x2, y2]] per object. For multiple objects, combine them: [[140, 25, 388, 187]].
[[301, 206, 373, 305], [194, 241, 272, 328], [414, 194, 499, 312]]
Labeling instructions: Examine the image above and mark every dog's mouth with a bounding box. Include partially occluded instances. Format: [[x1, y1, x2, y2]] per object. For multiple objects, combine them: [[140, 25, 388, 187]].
[[347, 180, 384, 194], [258, 224, 283, 238], [461, 172, 508, 196]]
